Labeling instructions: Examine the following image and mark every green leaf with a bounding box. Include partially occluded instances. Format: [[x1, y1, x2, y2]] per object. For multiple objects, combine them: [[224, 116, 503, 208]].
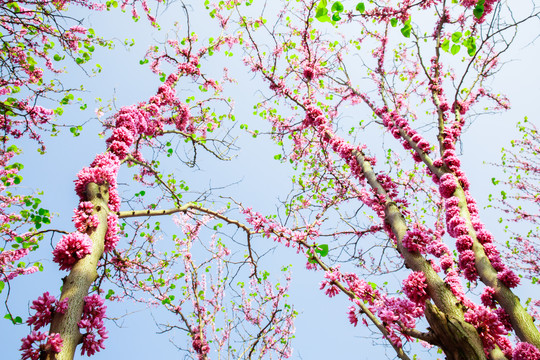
[[105, 289, 115, 300], [463, 37, 476, 56], [451, 32, 462, 43], [390, 18, 398, 27], [331, 1, 344, 12], [0, 281, 4, 293], [315, 244, 329, 257], [451, 44, 461, 55], [332, 13, 341, 21], [4, 314, 22, 324], [159, 73, 166, 82], [441, 39, 450, 52], [356, 2, 365, 13], [315, 7, 328, 19], [473, 0, 485, 19], [400, 18, 411, 38], [491, 178, 500, 185], [317, 0, 328, 8]]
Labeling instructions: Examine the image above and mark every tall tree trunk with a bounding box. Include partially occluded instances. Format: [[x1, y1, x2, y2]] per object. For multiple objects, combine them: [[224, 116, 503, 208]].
[[45, 183, 110, 360]]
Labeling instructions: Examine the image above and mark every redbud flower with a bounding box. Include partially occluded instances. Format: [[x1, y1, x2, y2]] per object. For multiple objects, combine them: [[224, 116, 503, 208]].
[[481, 287, 496, 308], [439, 173, 457, 198], [52, 232, 92, 271], [513, 342, 540, 360], [497, 269, 520, 288], [403, 271, 429, 304], [458, 250, 478, 281], [104, 213, 120, 253]]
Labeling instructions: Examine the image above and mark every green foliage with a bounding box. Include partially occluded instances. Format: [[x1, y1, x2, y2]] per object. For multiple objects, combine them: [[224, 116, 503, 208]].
[[308, 244, 329, 264], [401, 17, 412, 38], [4, 313, 22, 324], [473, 0, 485, 19]]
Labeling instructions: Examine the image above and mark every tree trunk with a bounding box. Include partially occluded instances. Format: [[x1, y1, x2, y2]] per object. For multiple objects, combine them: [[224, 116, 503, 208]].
[[45, 183, 110, 360]]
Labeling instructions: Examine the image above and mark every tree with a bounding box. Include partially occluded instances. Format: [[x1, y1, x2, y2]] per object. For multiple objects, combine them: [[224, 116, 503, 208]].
[[1, 0, 540, 359], [490, 118, 540, 318]]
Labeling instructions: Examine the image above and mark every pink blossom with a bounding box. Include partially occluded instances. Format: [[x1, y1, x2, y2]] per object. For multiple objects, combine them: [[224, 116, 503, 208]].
[[494, 308, 512, 331], [347, 306, 358, 326], [464, 305, 508, 350], [402, 227, 431, 253], [26, 292, 67, 330], [427, 241, 450, 257], [480, 287, 496, 308], [440, 255, 454, 271], [20, 331, 62, 360], [303, 67, 315, 81], [439, 173, 457, 198], [458, 250, 478, 281], [402, 271, 429, 304], [497, 268, 520, 288], [444, 270, 466, 300], [73, 201, 99, 233], [513, 342, 540, 360], [476, 228, 494, 244], [52, 232, 93, 271], [0, 248, 29, 266], [104, 213, 120, 253], [79, 294, 108, 356], [191, 326, 210, 358], [483, 243, 505, 272], [455, 235, 473, 252]]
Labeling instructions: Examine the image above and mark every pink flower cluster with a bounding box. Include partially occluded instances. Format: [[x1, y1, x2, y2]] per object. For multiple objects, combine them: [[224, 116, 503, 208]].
[[0, 248, 34, 280], [444, 186, 521, 287], [242, 207, 319, 252], [480, 286, 496, 308], [320, 267, 342, 298], [402, 226, 432, 253], [402, 271, 429, 304], [301, 61, 325, 82], [460, 0, 500, 23], [79, 294, 108, 356], [513, 342, 540, 360], [497, 268, 520, 288], [20, 331, 63, 360], [74, 152, 121, 212], [323, 269, 424, 348], [443, 195, 487, 282], [301, 104, 366, 184], [191, 326, 210, 359], [73, 201, 99, 233], [104, 213, 120, 253], [464, 305, 508, 351], [52, 232, 93, 271], [26, 292, 68, 330], [21, 292, 68, 360], [372, 104, 433, 164], [438, 173, 457, 198]]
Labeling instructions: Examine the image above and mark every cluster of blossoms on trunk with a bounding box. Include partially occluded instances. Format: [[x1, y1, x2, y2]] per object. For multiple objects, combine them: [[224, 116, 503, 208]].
[[21, 292, 67, 360]]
